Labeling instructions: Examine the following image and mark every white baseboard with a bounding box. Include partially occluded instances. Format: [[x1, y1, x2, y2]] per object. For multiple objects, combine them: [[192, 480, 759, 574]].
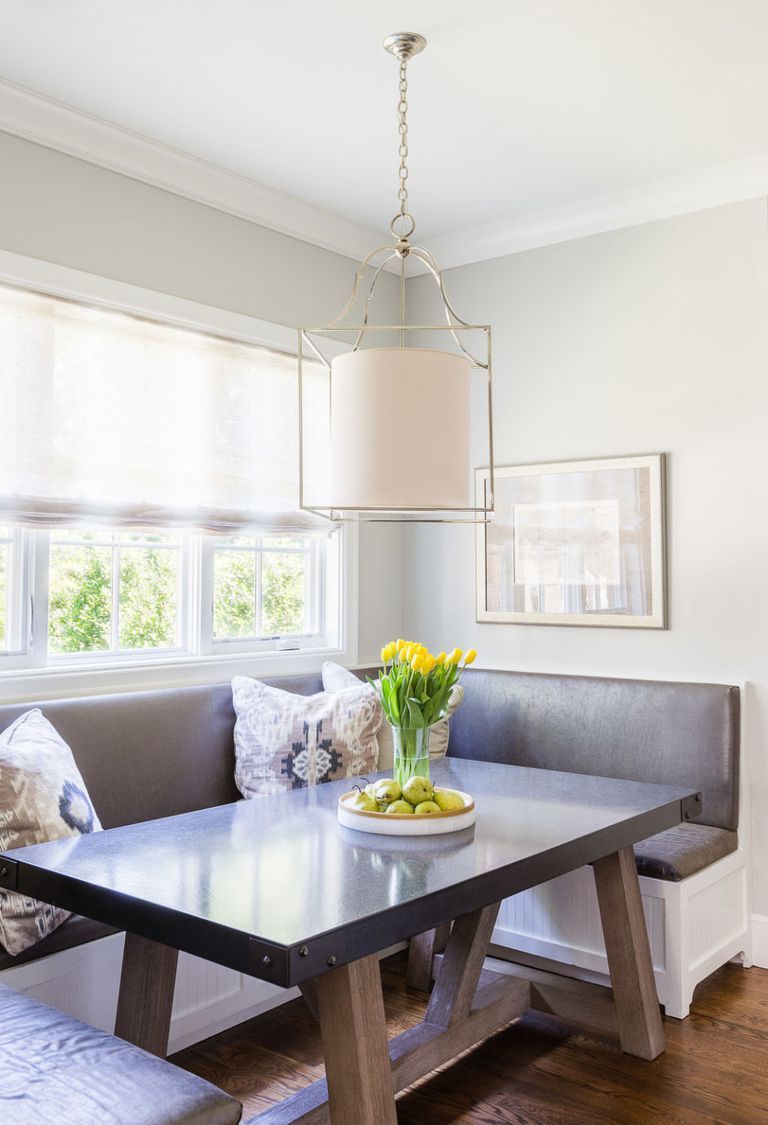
[[750, 915, 768, 967]]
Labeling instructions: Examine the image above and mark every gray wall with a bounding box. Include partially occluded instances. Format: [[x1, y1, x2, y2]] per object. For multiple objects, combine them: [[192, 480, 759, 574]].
[[0, 129, 405, 663], [407, 199, 768, 915]]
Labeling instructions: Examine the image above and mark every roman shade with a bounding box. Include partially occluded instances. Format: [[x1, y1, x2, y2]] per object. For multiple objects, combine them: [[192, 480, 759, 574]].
[[0, 283, 328, 533]]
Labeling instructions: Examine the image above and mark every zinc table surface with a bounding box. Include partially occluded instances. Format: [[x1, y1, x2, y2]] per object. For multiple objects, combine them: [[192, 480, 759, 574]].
[[1, 759, 698, 988]]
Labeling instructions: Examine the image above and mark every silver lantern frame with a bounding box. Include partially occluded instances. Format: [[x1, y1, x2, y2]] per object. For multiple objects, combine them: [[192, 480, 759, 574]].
[[297, 32, 495, 524]]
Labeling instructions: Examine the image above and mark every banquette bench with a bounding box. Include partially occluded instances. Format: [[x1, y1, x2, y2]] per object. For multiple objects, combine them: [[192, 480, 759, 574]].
[[0, 984, 242, 1124], [0, 667, 743, 1035]]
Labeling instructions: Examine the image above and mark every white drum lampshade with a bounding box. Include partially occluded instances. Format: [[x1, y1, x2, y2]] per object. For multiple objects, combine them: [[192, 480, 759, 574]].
[[328, 347, 472, 512]]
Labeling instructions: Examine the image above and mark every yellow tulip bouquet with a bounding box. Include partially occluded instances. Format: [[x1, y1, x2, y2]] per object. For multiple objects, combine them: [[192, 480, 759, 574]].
[[374, 639, 477, 787]]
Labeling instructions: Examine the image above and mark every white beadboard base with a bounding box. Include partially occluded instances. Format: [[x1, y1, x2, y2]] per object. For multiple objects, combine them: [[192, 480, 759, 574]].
[[0, 933, 297, 1053], [489, 848, 751, 1019], [0, 937, 409, 1054], [749, 914, 768, 968]]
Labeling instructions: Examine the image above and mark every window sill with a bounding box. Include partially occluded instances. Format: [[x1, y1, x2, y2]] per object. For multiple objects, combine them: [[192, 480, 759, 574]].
[[0, 643, 357, 705]]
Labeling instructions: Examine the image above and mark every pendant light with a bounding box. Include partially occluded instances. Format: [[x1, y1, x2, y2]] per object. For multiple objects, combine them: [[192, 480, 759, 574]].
[[298, 32, 495, 522]]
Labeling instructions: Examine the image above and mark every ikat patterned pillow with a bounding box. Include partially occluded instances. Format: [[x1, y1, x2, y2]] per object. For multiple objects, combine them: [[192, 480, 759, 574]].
[[0, 709, 102, 956], [231, 677, 381, 799]]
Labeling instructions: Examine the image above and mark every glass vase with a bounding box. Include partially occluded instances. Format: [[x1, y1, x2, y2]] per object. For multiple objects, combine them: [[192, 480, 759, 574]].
[[391, 725, 431, 790]]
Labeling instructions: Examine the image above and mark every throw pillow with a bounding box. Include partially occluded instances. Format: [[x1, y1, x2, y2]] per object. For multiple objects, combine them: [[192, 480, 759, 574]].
[[321, 662, 463, 771], [231, 677, 381, 799], [0, 710, 102, 956]]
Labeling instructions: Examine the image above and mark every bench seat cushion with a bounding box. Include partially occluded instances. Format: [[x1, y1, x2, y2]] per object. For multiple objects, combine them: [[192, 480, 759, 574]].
[[0, 914, 118, 971], [634, 823, 738, 881], [0, 984, 241, 1124]]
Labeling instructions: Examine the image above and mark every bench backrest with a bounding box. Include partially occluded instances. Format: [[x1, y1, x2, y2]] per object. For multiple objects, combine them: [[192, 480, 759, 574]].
[[0, 673, 323, 829], [0, 668, 740, 833], [448, 669, 740, 830]]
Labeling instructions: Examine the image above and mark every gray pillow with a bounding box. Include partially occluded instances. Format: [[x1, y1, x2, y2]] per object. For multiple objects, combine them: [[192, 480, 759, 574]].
[[0, 710, 102, 956]]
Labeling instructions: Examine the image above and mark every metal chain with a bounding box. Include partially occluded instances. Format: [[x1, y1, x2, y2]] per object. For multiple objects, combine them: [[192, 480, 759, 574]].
[[397, 58, 409, 218]]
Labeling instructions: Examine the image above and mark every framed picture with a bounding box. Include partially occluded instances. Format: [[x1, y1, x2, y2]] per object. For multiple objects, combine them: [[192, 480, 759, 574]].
[[476, 454, 667, 629]]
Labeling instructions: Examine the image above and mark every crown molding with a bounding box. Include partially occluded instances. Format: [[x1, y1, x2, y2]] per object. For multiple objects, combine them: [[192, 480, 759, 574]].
[[0, 78, 386, 266], [1, 78, 767, 277], [420, 154, 768, 272]]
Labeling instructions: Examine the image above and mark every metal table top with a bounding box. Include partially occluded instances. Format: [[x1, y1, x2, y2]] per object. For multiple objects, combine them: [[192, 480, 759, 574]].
[[0, 759, 699, 987]]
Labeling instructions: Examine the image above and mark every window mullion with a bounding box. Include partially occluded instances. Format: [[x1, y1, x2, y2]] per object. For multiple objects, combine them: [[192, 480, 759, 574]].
[[30, 529, 50, 668], [254, 541, 263, 637], [112, 539, 121, 653], [198, 534, 214, 655]]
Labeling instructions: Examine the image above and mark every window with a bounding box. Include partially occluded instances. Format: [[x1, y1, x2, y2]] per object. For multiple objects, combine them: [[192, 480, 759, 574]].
[[1, 523, 336, 669], [211, 536, 319, 643], [48, 530, 185, 657], [0, 268, 346, 678]]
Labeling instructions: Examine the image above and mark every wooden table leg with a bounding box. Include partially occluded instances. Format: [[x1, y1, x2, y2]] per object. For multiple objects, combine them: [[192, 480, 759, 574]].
[[593, 847, 665, 1060], [427, 903, 500, 1028], [406, 921, 451, 991], [114, 932, 179, 1058], [253, 907, 529, 1124], [314, 953, 396, 1125]]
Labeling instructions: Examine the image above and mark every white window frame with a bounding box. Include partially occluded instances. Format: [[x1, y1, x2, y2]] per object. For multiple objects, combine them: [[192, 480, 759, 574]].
[[0, 524, 31, 664], [0, 250, 358, 701], [43, 527, 191, 664], [201, 534, 327, 655]]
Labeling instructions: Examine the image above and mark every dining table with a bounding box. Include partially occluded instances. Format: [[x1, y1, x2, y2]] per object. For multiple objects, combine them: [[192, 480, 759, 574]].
[[0, 758, 700, 1124]]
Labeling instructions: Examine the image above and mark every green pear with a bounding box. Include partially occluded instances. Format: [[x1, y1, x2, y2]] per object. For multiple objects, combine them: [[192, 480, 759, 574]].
[[374, 779, 402, 805], [433, 788, 465, 812], [351, 790, 378, 812], [414, 800, 441, 815], [402, 776, 434, 806], [386, 799, 415, 814], [364, 783, 378, 800]]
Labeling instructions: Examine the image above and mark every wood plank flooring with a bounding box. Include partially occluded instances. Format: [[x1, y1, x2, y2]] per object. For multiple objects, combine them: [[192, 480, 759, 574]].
[[172, 953, 768, 1123]]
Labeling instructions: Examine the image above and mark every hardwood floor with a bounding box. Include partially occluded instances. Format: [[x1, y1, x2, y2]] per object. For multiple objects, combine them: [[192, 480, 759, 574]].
[[172, 953, 768, 1123]]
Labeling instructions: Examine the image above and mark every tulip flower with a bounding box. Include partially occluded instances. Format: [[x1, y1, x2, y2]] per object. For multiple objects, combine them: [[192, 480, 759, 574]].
[[372, 639, 478, 767]]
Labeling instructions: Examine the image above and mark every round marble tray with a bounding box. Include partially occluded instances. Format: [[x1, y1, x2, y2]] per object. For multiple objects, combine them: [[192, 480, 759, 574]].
[[337, 789, 476, 836]]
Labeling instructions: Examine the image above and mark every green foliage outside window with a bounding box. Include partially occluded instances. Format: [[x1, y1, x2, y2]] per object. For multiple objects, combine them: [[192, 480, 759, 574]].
[[119, 548, 177, 649], [49, 542, 177, 654], [46, 532, 308, 656], [213, 551, 256, 639], [262, 553, 305, 634], [49, 547, 112, 653]]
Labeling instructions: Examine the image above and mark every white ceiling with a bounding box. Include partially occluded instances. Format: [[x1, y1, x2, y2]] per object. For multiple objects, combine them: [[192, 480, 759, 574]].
[[2, 0, 768, 263]]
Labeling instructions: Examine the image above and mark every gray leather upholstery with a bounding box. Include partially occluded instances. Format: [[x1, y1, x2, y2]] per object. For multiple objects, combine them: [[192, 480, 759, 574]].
[[0, 674, 323, 830], [634, 824, 738, 881], [448, 669, 740, 831], [0, 984, 241, 1124]]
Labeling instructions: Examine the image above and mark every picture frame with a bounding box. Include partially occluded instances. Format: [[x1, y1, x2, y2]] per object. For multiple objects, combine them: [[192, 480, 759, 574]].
[[475, 453, 667, 629]]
